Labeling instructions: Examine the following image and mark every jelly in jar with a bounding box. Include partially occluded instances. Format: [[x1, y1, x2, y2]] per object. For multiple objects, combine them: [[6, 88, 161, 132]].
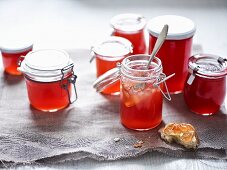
[[91, 36, 132, 95], [18, 49, 78, 112], [147, 15, 196, 93], [184, 54, 227, 115], [93, 54, 172, 131], [110, 13, 146, 55]]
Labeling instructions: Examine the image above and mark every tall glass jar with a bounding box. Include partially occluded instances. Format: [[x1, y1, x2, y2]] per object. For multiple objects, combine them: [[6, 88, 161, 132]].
[[18, 49, 77, 112], [184, 54, 227, 115], [91, 36, 133, 95], [93, 54, 172, 131], [110, 13, 146, 54], [147, 15, 196, 94]]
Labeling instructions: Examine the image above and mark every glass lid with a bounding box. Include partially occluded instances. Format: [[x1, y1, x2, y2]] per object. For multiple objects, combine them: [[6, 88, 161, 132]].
[[92, 36, 133, 58], [188, 54, 227, 77], [110, 13, 146, 33]]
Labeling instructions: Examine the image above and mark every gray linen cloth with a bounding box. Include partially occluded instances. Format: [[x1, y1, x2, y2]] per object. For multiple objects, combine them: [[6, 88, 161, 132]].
[[0, 49, 226, 166]]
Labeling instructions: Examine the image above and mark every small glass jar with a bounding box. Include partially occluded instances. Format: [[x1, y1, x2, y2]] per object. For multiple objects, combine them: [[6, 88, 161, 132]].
[[91, 36, 133, 95], [0, 41, 33, 75], [18, 49, 78, 112], [93, 54, 172, 131], [147, 15, 196, 94], [110, 13, 146, 55], [184, 54, 227, 115]]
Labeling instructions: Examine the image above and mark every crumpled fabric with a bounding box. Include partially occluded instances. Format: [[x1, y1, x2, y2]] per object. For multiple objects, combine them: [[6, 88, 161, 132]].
[[0, 49, 226, 166]]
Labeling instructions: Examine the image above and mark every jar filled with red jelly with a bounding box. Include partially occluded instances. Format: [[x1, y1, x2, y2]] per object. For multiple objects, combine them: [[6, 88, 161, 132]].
[[184, 54, 227, 115], [147, 15, 196, 94], [93, 54, 172, 131], [110, 13, 146, 54], [18, 49, 78, 112], [0, 41, 33, 75], [91, 36, 133, 95]]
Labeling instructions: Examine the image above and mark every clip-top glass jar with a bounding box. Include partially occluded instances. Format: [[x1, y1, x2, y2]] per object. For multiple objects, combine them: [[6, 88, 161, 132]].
[[91, 36, 133, 95], [147, 15, 196, 94], [93, 55, 172, 131], [110, 13, 146, 54], [18, 49, 78, 112], [0, 39, 33, 75], [184, 54, 227, 115]]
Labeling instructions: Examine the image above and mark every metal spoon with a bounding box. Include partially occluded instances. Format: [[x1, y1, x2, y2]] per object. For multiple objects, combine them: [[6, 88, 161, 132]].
[[147, 24, 169, 69]]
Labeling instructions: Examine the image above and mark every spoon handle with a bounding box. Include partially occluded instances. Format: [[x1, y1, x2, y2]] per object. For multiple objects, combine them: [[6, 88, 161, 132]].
[[147, 24, 169, 68]]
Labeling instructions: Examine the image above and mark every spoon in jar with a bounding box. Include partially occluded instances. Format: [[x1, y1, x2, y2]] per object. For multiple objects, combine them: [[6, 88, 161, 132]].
[[147, 24, 169, 69]]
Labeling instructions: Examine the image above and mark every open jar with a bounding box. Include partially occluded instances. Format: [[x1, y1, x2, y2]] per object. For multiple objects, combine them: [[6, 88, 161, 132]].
[[147, 15, 196, 94], [93, 54, 172, 131], [91, 36, 133, 95], [110, 13, 146, 54], [18, 49, 77, 112], [0, 40, 33, 75], [184, 54, 227, 115]]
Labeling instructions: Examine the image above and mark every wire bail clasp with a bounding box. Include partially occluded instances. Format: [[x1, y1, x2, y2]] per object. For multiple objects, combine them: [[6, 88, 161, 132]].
[[60, 64, 78, 104], [17, 55, 26, 67], [187, 63, 200, 85], [218, 57, 227, 65], [154, 73, 175, 101], [90, 46, 95, 63]]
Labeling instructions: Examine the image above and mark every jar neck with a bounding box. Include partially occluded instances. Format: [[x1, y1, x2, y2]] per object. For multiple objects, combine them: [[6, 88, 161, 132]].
[[95, 52, 131, 61], [24, 70, 73, 83], [121, 55, 162, 81], [113, 27, 145, 34], [194, 72, 226, 79], [19, 63, 75, 83]]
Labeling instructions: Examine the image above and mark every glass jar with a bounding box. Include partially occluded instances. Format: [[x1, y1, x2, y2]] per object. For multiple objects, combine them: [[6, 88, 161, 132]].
[[0, 41, 33, 75], [147, 15, 196, 94], [93, 54, 172, 131], [110, 13, 146, 55], [91, 36, 133, 95], [184, 54, 227, 115], [18, 49, 78, 112]]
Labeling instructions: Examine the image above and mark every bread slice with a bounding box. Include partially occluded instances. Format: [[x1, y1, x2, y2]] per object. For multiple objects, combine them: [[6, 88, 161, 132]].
[[159, 123, 199, 149]]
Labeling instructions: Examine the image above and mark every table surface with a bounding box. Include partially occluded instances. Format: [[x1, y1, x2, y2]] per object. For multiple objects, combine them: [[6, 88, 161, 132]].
[[0, 0, 227, 169]]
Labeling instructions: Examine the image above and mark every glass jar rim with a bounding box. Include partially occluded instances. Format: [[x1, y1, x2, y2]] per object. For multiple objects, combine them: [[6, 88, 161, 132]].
[[18, 49, 74, 82], [121, 54, 163, 81], [189, 54, 227, 78], [110, 13, 146, 33], [91, 36, 133, 58]]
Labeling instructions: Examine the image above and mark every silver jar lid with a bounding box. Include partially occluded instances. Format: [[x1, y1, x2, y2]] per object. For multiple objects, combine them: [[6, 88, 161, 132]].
[[18, 49, 74, 82]]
